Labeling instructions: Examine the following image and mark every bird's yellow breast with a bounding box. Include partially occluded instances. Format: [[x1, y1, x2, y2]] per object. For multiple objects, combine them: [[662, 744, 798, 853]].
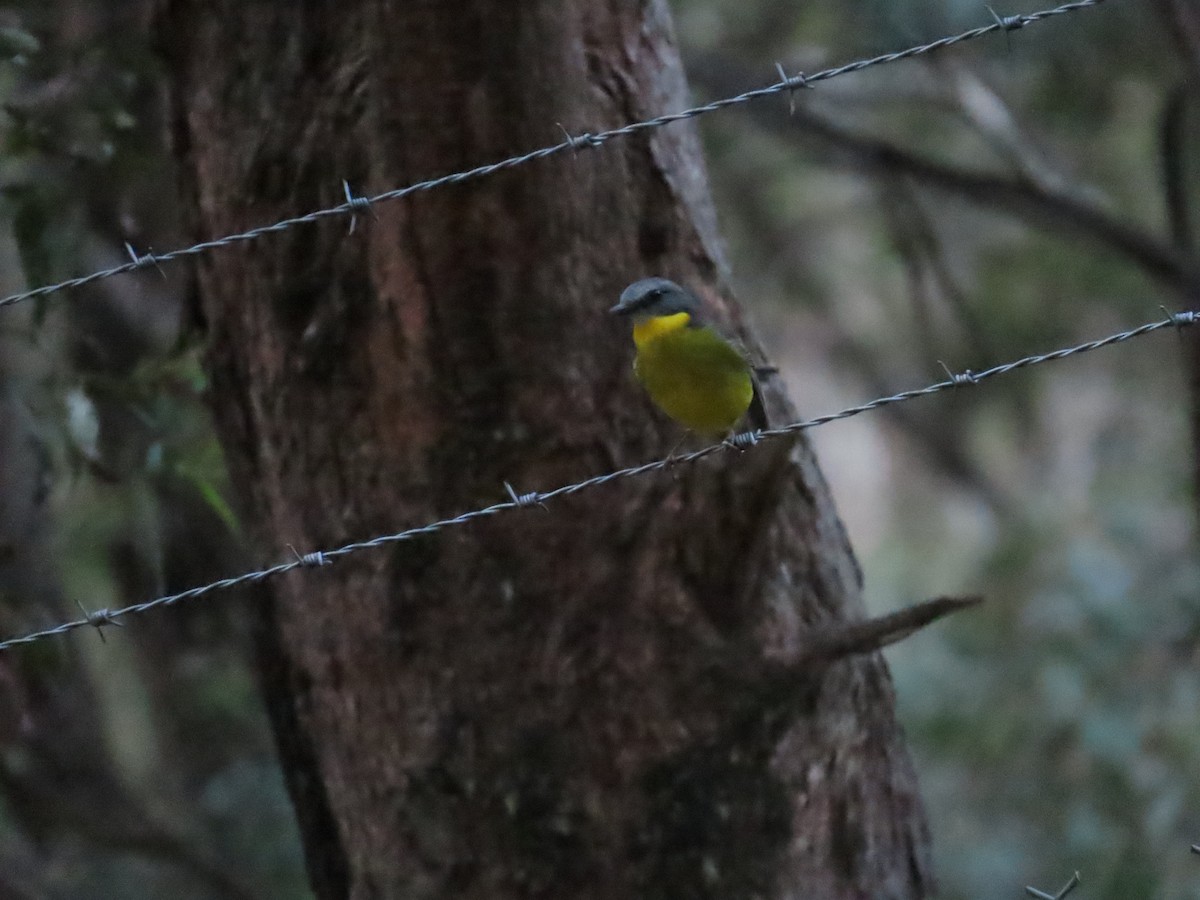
[[630, 313, 754, 436], [632, 311, 694, 347]]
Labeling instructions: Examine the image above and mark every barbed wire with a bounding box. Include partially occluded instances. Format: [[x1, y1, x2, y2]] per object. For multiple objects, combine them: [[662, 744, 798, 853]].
[[1026, 871, 1081, 900], [0, 0, 1108, 314], [0, 306, 1190, 653]]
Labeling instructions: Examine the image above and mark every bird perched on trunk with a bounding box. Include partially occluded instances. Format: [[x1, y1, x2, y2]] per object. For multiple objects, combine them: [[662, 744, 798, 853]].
[[610, 277, 769, 440]]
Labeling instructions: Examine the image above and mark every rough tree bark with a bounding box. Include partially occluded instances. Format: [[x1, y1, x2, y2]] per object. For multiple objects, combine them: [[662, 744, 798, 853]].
[[158, 1, 932, 897]]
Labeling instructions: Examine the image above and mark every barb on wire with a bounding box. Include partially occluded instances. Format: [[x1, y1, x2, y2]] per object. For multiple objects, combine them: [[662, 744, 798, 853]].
[[0, 0, 1108, 314], [342, 181, 373, 235], [0, 305, 1189, 653], [1026, 871, 1081, 900], [74, 599, 122, 643]]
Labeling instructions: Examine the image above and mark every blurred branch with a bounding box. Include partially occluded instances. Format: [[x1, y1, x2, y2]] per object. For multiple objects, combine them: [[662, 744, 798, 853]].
[[872, 183, 1020, 516], [941, 59, 1083, 201], [791, 109, 1196, 292], [878, 177, 995, 361], [1153, 0, 1200, 87], [1159, 85, 1194, 251], [0, 758, 259, 900], [692, 56, 1200, 297], [833, 330, 1016, 518], [1152, 0, 1200, 252], [716, 151, 1018, 515], [1146, 1, 1200, 520], [71, 825, 260, 900], [717, 141, 1015, 514], [879, 180, 943, 367]]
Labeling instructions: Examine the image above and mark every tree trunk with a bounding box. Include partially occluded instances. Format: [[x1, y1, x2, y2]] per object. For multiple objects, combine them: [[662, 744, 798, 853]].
[[158, 1, 932, 897]]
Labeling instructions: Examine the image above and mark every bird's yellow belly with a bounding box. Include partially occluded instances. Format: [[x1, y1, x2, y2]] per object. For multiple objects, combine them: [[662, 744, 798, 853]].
[[633, 327, 754, 436]]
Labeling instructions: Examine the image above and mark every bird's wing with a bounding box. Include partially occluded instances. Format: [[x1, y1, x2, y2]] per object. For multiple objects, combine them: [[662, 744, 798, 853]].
[[747, 372, 770, 431], [704, 326, 773, 431], [713, 326, 773, 431]]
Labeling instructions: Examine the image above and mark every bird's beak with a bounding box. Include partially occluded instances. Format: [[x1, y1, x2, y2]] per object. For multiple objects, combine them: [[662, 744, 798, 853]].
[[609, 300, 628, 315]]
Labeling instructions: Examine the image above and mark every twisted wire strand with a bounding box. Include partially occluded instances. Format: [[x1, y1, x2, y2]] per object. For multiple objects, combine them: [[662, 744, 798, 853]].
[[0, 0, 1107, 313], [2, 306, 1189, 652]]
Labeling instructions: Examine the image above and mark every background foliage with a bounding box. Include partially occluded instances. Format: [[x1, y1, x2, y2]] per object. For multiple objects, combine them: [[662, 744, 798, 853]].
[[0, 1, 1194, 897], [678, 1, 1200, 896]]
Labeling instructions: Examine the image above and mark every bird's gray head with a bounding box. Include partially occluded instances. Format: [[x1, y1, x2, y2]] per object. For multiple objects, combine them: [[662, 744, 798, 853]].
[[609, 278, 700, 320]]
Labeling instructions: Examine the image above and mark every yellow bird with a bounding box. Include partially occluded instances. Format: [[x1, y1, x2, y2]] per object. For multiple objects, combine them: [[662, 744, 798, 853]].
[[610, 278, 768, 439]]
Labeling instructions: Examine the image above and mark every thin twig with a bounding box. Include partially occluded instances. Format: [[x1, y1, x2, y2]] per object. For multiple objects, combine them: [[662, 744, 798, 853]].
[[791, 595, 983, 667], [1159, 85, 1194, 251]]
